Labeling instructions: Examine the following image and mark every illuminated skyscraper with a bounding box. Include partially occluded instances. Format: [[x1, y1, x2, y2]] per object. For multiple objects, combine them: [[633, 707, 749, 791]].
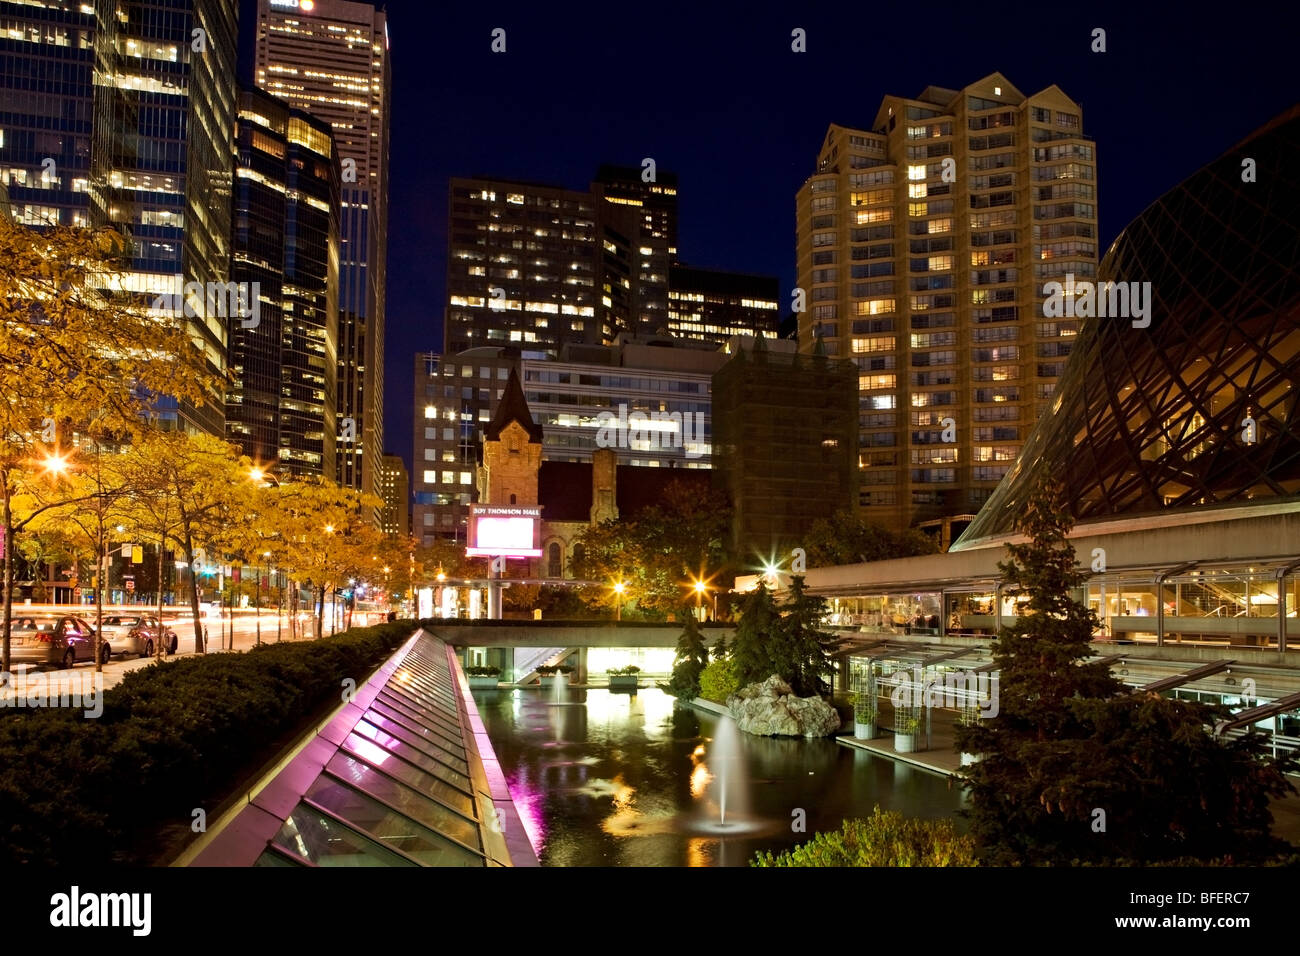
[[796, 72, 1098, 535], [228, 87, 339, 480], [0, 0, 240, 436], [667, 264, 780, 345], [444, 176, 638, 356], [254, 0, 390, 504], [592, 163, 678, 333]]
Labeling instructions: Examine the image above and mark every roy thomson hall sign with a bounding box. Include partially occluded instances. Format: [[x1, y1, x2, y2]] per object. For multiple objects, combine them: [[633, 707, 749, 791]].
[[465, 504, 543, 559]]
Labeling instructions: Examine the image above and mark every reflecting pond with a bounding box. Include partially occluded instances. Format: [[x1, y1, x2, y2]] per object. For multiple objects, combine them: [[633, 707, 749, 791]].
[[474, 686, 967, 867]]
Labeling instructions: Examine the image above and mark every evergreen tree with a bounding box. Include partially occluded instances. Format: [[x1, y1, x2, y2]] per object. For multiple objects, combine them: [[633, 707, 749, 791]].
[[731, 580, 780, 687], [958, 476, 1295, 864], [777, 575, 839, 696], [666, 607, 709, 700]]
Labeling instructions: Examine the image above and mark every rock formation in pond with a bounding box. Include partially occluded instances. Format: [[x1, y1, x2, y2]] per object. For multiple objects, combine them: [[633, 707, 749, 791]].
[[725, 675, 840, 738]]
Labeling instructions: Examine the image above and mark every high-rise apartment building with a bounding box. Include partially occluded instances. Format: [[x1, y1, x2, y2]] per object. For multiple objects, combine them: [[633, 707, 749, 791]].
[[667, 264, 781, 345], [592, 163, 678, 333], [228, 87, 339, 479], [378, 453, 409, 537], [0, 0, 240, 436], [796, 72, 1098, 531], [254, 0, 390, 502], [445, 177, 643, 356]]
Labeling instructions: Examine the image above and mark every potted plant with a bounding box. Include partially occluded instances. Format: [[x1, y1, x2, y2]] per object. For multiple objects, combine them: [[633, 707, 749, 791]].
[[957, 702, 982, 766], [465, 664, 501, 690], [607, 664, 641, 691], [853, 689, 878, 739], [894, 712, 922, 753], [537, 664, 571, 688]]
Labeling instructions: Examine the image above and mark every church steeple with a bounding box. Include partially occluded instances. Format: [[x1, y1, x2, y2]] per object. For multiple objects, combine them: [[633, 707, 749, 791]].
[[484, 367, 543, 444], [477, 366, 542, 506]]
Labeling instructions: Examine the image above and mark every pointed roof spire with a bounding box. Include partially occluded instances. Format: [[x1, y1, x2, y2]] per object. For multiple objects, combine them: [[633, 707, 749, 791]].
[[812, 332, 827, 357], [484, 367, 543, 443]]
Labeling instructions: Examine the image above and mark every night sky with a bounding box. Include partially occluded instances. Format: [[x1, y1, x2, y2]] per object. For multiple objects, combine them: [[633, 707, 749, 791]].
[[239, 1, 1300, 480]]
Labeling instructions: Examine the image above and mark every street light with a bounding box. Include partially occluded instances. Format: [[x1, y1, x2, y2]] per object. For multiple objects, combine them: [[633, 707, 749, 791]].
[[613, 580, 625, 622], [41, 452, 68, 476]]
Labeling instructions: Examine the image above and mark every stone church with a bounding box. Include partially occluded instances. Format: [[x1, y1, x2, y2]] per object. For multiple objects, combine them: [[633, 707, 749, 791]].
[[475, 368, 710, 580]]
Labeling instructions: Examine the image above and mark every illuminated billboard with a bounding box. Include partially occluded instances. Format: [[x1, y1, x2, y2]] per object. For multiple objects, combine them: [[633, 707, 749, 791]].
[[466, 504, 542, 557]]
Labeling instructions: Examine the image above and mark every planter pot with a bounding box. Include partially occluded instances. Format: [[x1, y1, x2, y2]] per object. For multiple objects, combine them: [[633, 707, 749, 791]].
[[853, 720, 877, 739], [894, 732, 918, 754], [960, 752, 981, 767], [540, 674, 569, 689], [468, 675, 500, 690], [607, 675, 639, 690]]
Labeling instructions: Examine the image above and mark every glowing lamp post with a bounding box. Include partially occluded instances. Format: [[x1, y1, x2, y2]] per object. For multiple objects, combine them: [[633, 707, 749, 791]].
[[613, 581, 625, 622]]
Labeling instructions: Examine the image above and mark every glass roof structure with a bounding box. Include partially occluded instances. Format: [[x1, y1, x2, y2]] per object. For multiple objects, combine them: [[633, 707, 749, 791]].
[[956, 107, 1300, 547], [182, 631, 536, 867]]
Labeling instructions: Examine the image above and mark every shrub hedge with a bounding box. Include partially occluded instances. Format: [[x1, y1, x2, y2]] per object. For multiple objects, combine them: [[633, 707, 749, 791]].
[[751, 807, 977, 867], [698, 657, 739, 703], [0, 620, 416, 866]]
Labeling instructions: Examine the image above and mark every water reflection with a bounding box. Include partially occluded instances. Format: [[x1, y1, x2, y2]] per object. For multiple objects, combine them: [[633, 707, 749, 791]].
[[476, 687, 966, 867]]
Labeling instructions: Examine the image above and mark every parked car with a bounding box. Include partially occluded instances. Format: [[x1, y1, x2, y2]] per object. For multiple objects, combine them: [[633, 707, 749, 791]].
[[125, 616, 179, 657], [6, 615, 111, 667], [98, 615, 146, 647]]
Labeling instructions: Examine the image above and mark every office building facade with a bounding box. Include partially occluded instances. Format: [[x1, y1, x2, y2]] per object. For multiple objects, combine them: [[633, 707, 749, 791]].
[[227, 87, 339, 479], [378, 453, 409, 536], [795, 72, 1098, 531], [592, 163, 678, 333], [0, 0, 240, 436], [445, 176, 644, 356], [667, 264, 780, 345], [254, 0, 390, 501]]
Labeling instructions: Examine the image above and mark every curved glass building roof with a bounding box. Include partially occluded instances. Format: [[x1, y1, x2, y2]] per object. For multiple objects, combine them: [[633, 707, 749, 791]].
[[955, 107, 1300, 548]]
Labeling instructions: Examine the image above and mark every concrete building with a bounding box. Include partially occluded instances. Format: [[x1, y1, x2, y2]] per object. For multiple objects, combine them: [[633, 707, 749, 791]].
[[796, 72, 1098, 532], [254, 0, 391, 502], [378, 453, 409, 537], [0, 0, 239, 436], [227, 87, 340, 480], [667, 264, 781, 345], [413, 348, 520, 546], [711, 336, 859, 557]]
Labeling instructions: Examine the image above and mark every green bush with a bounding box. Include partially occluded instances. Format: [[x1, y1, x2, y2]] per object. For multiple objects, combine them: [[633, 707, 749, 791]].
[[0, 621, 415, 865], [752, 807, 977, 867], [465, 665, 501, 676], [698, 657, 739, 702]]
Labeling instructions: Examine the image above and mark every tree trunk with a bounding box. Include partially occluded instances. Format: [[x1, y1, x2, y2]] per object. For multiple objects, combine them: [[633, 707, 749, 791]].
[[1, 470, 14, 674], [156, 530, 167, 661], [93, 525, 105, 674], [185, 532, 205, 654], [315, 584, 324, 639]]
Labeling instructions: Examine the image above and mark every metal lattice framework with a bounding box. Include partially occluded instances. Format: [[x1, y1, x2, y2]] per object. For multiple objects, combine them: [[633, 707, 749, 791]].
[[957, 108, 1300, 546]]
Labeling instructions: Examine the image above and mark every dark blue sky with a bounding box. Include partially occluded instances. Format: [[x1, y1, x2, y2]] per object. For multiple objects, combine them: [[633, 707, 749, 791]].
[[240, 0, 1300, 480]]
